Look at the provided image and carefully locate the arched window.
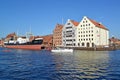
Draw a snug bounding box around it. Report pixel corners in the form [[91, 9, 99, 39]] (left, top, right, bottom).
[[78, 43, 80, 46], [87, 43, 90, 47], [82, 43, 84, 46], [92, 43, 94, 47]]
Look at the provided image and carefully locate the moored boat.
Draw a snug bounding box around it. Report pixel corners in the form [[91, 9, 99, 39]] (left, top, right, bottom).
[[51, 48, 73, 53], [4, 33, 44, 50], [4, 44, 42, 50]]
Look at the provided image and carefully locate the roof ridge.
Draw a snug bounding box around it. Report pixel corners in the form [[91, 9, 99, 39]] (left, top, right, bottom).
[[70, 19, 79, 26], [88, 18, 108, 30]]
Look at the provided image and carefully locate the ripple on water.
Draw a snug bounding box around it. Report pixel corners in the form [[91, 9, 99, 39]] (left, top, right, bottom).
[[0, 49, 120, 79]]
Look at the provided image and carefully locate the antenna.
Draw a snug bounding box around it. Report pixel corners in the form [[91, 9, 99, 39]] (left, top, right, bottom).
[[17, 29, 19, 36], [62, 18, 64, 25], [30, 25, 31, 33], [26, 25, 33, 38]]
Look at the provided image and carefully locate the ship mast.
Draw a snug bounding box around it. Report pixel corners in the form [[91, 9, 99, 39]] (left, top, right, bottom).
[[26, 26, 33, 38]]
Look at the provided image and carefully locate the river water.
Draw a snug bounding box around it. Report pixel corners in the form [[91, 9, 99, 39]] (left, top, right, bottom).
[[0, 48, 120, 80]]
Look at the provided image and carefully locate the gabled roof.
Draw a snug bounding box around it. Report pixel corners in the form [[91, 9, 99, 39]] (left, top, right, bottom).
[[89, 19, 108, 30], [41, 34, 53, 43], [70, 20, 79, 26], [55, 24, 63, 30]]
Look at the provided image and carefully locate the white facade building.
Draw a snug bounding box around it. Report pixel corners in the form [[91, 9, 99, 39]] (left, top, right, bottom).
[[17, 37, 29, 44], [76, 16, 109, 47], [62, 19, 79, 47]]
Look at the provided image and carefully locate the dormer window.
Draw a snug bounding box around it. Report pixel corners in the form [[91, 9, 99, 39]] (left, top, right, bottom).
[[67, 23, 70, 25]]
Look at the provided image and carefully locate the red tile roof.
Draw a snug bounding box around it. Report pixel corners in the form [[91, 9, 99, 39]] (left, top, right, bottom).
[[55, 24, 63, 30], [32, 35, 53, 43], [42, 35, 53, 43], [109, 37, 120, 42], [70, 20, 79, 26], [6, 32, 16, 38], [89, 19, 108, 30]]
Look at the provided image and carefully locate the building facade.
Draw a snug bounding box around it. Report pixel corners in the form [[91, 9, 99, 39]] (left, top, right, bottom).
[[62, 19, 79, 47], [76, 16, 109, 47], [53, 24, 63, 47]]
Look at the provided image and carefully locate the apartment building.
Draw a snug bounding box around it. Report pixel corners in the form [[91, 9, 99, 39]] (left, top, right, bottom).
[[62, 19, 79, 47]]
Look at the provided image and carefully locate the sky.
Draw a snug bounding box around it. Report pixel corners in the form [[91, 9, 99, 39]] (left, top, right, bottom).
[[0, 0, 120, 38]]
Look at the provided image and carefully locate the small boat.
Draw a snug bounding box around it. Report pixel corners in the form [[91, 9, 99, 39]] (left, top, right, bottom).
[[51, 48, 73, 53]]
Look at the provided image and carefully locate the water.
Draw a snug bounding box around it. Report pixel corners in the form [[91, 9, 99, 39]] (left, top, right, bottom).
[[0, 48, 120, 80]]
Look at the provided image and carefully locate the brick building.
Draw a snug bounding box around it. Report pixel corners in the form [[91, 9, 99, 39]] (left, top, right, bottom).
[[53, 24, 63, 47]]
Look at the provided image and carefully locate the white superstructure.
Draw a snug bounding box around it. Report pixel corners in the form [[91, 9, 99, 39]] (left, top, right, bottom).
[[17, 37, 29, 44]]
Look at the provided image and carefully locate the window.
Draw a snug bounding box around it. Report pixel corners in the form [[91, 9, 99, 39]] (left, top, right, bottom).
[[82, 43, 84, 46], [66, 26, 72, 29], [67, 23, 70, 25], [92, 43, 94, 47], [66, 35, 72, 37], [74, 43, 75, 46], [92, 34, 93, 36], [66, 30, 72, 33], [78, 43, 80, 46]]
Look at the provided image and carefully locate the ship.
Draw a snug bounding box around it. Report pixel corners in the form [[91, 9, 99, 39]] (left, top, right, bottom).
[[3, 32, 44, 50]]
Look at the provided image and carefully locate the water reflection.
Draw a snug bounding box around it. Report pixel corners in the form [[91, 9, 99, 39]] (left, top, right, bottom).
[[1, 48, 120, 80], [52, 50, 110, 79]]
